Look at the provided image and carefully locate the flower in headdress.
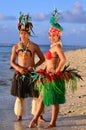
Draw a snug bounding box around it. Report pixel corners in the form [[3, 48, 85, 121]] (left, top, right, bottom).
[[18, 12, 34, 34], [49, 8, 63, 36]]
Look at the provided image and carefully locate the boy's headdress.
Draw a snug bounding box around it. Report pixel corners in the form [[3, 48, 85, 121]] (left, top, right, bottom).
[[18, 12, 33, 34]]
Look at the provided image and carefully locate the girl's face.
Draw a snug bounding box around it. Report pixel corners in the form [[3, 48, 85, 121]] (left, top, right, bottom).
[[19, 31, 29, 41], [48, 32, 60, 43]]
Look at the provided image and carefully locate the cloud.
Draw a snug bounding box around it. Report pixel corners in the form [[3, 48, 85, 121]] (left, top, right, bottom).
[[0, 13, 16, 21], [62, 1, 86, 23], [32, 1, 86, 24], [32, 12, 50, 21], [1, 1, 85, 24]]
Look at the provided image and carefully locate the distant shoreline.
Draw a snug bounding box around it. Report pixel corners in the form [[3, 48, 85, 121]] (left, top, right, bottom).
[[0, 43, 86, 55]]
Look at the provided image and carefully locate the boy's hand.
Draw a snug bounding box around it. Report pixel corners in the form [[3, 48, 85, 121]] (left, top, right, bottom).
[[28, 66, 33, 72], [17, 67, 28, 75]]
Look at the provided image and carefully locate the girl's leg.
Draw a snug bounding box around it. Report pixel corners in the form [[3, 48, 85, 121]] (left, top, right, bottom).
[[28, 96, 44, 128], [44, 104, 59, 128], [31, 97, 45, 122]]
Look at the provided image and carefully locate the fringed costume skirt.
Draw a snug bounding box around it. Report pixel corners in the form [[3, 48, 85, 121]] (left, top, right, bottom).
[[11, 71, 38, 98], [35, 79, 66, 106], [31, 65, 82, 106]]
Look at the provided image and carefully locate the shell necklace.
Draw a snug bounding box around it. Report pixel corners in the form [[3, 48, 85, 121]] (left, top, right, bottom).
[[50, 40, 62, 48], [19, 40, 30, 53], [18, 40, 31, 59]]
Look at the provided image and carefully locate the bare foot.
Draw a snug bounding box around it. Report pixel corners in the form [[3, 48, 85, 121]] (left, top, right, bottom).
[[44, 123, 56, 129], [27, 118, 37, 128], [38, 115, 46, 123], [17, 116, 22, 121]]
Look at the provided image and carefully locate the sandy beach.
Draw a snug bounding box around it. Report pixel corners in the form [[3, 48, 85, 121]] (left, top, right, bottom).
[[0, 48, 86, 130]]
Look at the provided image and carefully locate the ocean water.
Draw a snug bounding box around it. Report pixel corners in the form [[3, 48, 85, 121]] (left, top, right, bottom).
[[0, 43, 86, 130], [0, 43, 86, 123], [39, 44, 86, 53], [0, 43, 86, 87]]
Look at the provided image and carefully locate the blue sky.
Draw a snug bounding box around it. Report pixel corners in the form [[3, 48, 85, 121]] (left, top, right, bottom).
[[0, 0, 86, 46]]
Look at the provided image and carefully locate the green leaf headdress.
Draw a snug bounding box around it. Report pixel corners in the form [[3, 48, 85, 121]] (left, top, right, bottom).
[[49, 9, 63, 36], [18, 12, 34, 34]]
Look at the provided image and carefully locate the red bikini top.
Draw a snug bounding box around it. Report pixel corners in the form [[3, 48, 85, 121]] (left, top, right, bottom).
[[45, 51, 52, 60]]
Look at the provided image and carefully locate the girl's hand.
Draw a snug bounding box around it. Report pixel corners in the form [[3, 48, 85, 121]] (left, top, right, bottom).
[[56, 70, 62, 75]]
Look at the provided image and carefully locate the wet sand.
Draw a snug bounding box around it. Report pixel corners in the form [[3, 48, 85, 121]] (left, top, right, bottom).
[[0, 48, 86, 130]]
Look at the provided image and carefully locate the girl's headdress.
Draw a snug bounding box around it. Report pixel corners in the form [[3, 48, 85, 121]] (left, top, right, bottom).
[[49, 9, 63, 36], [18, 12, 33, 34]]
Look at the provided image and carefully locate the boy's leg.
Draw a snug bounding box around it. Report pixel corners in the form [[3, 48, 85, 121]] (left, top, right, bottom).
[[31, 98, 38, 116], [14, 97, 25, 121]]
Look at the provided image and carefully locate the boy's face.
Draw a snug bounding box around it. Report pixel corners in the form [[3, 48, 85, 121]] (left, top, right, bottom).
[[19, 30, 29, 40]]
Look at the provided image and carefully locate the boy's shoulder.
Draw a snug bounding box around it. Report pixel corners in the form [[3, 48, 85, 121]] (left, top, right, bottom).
[[30, 40, 37, 45], [30, 40, 39, 48], [30, 41, 39, 49]]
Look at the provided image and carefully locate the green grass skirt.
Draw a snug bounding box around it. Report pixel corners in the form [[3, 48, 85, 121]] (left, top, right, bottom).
[[35, 79, 66, 106]]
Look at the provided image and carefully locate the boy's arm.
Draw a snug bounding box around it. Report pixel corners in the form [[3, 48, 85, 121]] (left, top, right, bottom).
[[10, 45, 20, 71]]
